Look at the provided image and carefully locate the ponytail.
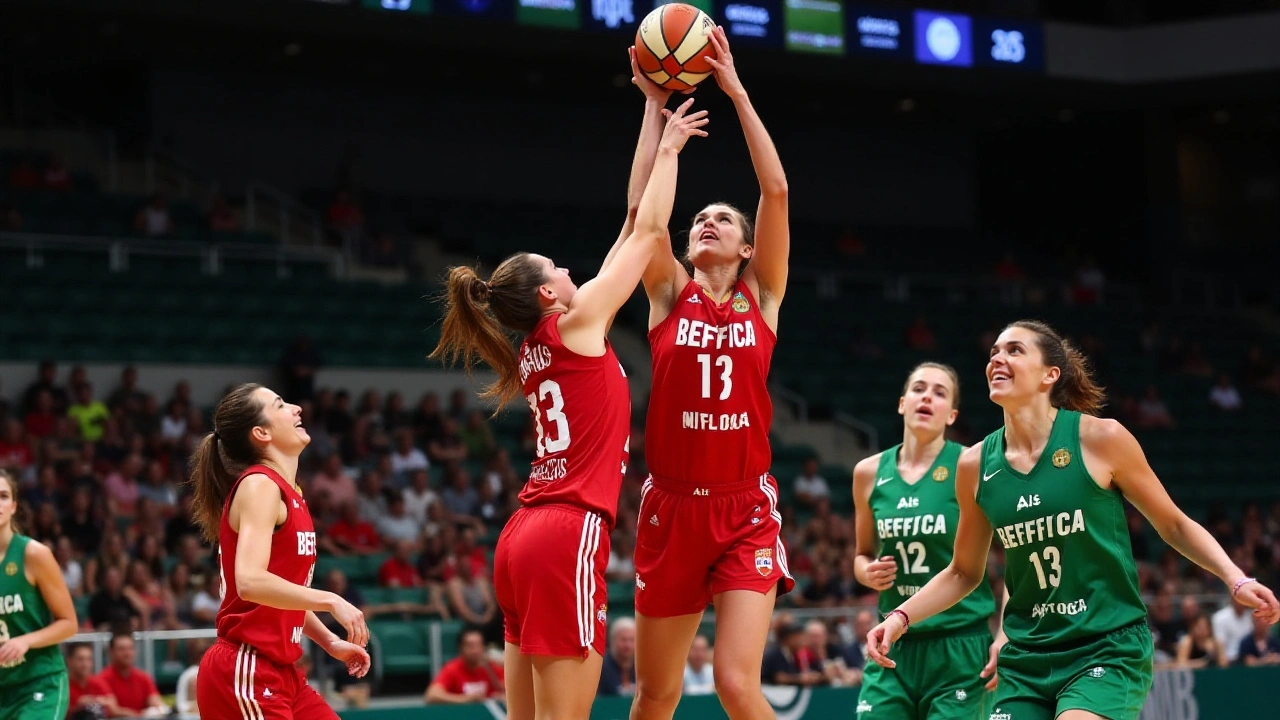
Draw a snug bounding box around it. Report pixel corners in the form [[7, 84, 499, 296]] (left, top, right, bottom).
[[188, 383, 268, 544], [1007, 319, 1106, 415], [430, 256, 547, 408]]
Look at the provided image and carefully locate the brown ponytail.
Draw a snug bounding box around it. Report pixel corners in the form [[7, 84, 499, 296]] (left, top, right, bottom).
[[0, 470, 26, 536], [1007, 320, 1106, 415], [430, 255, 548, 408], [189, 383, 268, 543]]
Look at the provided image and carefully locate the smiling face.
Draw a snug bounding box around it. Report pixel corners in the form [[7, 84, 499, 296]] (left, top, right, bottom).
[[686, 204, 753, 273], [987, 326, 1059, 408], [898, 365, 959, 437], [249, 386, 309, 454]]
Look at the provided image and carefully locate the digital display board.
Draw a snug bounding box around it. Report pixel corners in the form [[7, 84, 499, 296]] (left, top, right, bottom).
[[434, 0, 514, 20], [584, 0, 639, 31], [846, 5, 910, 60], [716, 0, 783, 48], [517, 0, 581, 27], [653, 0, 713, 12], [784, 0, 844, 55], [973, 18, 1043, 71], [913, 9, 972, 67], [361, 0, 431, 12]]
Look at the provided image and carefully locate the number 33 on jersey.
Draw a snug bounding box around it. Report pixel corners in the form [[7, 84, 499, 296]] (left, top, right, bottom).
[[516, 314, 632, 525]]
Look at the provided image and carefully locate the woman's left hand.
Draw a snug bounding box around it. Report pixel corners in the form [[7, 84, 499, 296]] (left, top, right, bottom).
[[704, 26, 745, 98], [0, 637, 31, 666], [1237, 580, 1280, 624], [326, 639, 372, 678]]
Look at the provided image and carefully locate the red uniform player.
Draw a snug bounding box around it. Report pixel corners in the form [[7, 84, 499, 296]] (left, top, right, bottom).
[[619, 26, 794, 720], [430, 99, 705, 720], [190, 384, 370, 720]]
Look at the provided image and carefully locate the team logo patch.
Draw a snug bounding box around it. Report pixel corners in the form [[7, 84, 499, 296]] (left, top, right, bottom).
[[955, 689, 967, 701], [597, 604, 608, 623], [3, 562, 15, 576], [932, 466, 950, 482], [1088, 666, 1106, 678], [1052, 448, 1072, 468], [732, 291, 750, 313], [754, 548, 774, 576]]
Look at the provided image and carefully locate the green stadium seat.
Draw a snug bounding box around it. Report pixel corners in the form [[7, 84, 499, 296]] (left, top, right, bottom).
[[370, 621, 432, 676]]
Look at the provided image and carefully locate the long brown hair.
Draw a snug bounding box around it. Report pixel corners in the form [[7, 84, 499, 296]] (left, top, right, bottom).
[[685, 202, 756, 277], [188, 383, 269, 543], [903, 361, 961, 409], [430, 255, 548, 407], [0, 470, 26, 536], [1007, 319, 1106, 415]]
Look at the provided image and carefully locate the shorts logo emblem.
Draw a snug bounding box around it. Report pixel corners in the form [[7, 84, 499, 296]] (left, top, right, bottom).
[[754, 548, 773, 576], [955, 689, 967, 700], [1088, 666, 1106, 678], [597, 604, 608, 623]]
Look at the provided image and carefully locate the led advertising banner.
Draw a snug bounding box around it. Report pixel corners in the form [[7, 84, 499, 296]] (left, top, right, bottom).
[[846, 5, 911, 60], [360, 0, 431, 12], [716, 0, 784, 48], [913, 9, 972, 67], [784, 0, 845, 55], [517, 0, 582, 28], [973, 17, 1044, 71]]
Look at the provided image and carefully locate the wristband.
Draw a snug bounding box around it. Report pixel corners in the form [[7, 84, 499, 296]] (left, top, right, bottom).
[[887, 608, 910, 633], [1233, 577, 1258, 596]]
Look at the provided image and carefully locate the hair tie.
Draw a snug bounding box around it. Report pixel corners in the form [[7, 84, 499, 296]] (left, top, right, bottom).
[[474, 279, 492, 303], [213, 430, 221, 440]]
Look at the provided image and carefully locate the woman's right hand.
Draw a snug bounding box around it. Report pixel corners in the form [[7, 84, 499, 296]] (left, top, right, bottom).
[[658, 98, 709, 153], [629, 47, 674, 104], [865, 613, 908, 668], [862, 556, 899, 591], [330, 594, 369, 648]]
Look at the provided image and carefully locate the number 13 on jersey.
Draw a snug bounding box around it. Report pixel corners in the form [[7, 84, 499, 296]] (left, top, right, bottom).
[[527, 380, 570, 458], [697, 354, 733, 400]]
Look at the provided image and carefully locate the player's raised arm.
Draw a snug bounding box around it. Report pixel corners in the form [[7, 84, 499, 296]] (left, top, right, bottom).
[[705, 26, 789, 313]]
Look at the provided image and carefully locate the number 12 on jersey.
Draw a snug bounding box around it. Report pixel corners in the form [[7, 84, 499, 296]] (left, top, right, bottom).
[[527, 379, 570, 458], [697, 354, 733, 400]]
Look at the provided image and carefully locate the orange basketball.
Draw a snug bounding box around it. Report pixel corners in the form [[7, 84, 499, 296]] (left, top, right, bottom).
[[634, 4, 718, 92]]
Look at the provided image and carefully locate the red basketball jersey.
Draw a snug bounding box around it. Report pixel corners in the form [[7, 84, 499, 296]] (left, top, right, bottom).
[[646, 279, 776, 484], [517, 313, 631, 527], [215, 464, 317, 666]]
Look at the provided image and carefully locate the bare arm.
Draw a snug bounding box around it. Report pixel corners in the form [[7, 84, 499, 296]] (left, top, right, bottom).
[[852, 454, 897, 591], [602, 59, 669, 275], [232, 476, 338, 612], [0, 541, 77, 666], [304, 610, 340, 650], [426, 682, 483, 704]]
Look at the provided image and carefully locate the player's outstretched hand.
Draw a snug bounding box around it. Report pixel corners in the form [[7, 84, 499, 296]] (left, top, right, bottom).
[[980, 633, 1006, 690], [326, 639, 372, 678], [863, 555, 899, 591], [629, 46, 675, 103], [704, 26, 744, 98], [659, 98, 709, 153], [1237, 580, 1280, 625], [865, 613, 908, 669]]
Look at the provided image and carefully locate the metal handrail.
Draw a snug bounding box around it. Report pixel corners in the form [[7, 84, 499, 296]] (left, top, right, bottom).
[[246, 182, 325, 247], [772, 383, 810, 423], [834, 411, 879, 454]]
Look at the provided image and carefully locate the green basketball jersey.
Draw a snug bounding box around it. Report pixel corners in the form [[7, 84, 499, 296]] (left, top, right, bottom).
[[872, 440, 995, 634], [0, 535, 66, 687], [977, 410, 1146, 647]]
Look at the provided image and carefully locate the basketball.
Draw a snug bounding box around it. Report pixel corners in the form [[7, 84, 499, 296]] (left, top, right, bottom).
[[634, 3, 718, 92]]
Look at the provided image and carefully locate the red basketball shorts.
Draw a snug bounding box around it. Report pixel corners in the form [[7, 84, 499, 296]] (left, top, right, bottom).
[[633, 473, 795, 617], [197, 639, 335, 720], [494, 504, 610, 658]]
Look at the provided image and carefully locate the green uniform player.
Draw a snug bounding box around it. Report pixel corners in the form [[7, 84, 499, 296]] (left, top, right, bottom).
[[854, 363, 997, 720], [0, 472, 76, 720], [866, 321, 1280, 720]]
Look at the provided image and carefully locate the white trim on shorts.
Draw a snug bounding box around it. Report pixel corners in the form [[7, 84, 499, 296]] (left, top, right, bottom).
[[575, 511, 603, 649], [235, 643, 266, 720], [758, 474, 792, 581]]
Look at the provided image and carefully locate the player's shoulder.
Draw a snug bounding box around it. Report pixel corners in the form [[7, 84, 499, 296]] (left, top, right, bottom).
[[956, 443, 984, 474], [1078, 413, 1127, 443], [853, 451, 886, 487]]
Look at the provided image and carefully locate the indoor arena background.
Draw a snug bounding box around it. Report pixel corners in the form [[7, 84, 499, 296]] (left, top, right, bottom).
[[1, 0, 1278, 718]]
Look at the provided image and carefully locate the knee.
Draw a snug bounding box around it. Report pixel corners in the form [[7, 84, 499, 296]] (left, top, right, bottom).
[[713, 666, 760, 706], [634, 678, 684, 711]]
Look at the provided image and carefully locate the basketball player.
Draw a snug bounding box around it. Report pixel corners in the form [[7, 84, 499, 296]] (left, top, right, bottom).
[[191, 383, 370, 720], [615, 27, 792, 720], [0, 470, 77, 720], [852, 364, 997, 720], [431, 98, 706, 720], [867, 321, 1280, 720]]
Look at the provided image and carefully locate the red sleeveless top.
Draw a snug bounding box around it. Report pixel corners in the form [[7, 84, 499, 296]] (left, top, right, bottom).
[[215, 464, 317, 665]]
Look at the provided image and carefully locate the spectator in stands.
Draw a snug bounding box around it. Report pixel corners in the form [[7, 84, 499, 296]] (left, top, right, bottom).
[[1071, 255, 1105, 305], [904, 314, 937, 351], [1213, 596, 1254, 664], [103, 454, 142, 517], [1136, 385, 1176, 429], [847, 326, 884, 361], [447, 389, 469, 423], [1179, 341, 1215, 377], [683, 635, 715, 696], [322, 500, 383, 556], [96, 633, 168, 716], [159, 399, 188, 447], [24, 389, 58, 440], [133, 193, 174, 238], [55, 536, 84, 597], [61, 488, 102, 555], [1239, 344, 1280, 397], [311, 454, 358, 509], [1238, 614, 1280, 666], [22, 360, 67, 416], [389, 428, 429, 486], [441, 465, 480, 519], [459, 410, 496, 461], [67, 382, 109, 442], [191, 570, 221, 627], [122, 559, 169, 631], [166, 562, 196, 627], [7, 158, 40, 189], [325, 190, 365, 247], [598, 617, 637, 696], [1146, 591, 1181, 661], [42, 154, 73, 191], [761, 621, 822, 687], [1209, 373, 1243, 412], [85, 532, 130, 596], [424, 628, 505, 704], [482, 448, 517, 494], [475, 480, 507, 529], [413, 392, 445, 445], [382, 391, 410, 433], [793, 457, 829, 509], [403, 469, 437, 525], [0, 200, 21, 231], [1173, 615, 1224, 669], [315, 570, 375, 709], [796, 564, 843, 608], [328, 389, 356, 441], [66, 643, 121, 720], [356, 469, 389, 523], [378, 495, 423, 549], [802, 620, 861, 686], [446, 556, 501, 645], [280, 335, 322, 404], [379, 539, 424, 588], [29, 502, 60, 546], [428, 418, 467, 466], [607, 530, 636, 582], [207, 192, 241, 232], [0, 420, 33, 472]]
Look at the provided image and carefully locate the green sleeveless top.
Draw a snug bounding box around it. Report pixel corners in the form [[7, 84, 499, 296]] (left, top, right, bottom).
[[977, 410, 1146, 646], [0, 535, 67, 687], [872, 440, 995, 634]]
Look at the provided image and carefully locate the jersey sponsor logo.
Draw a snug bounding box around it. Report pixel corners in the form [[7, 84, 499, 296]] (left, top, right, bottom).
[[682, 411, 751, 431], [518, 343, 554, 384], [731, 291, 750, 313], [673, 318, 758, 349], [990, 710, 1013, 720], [1052, 448, 1072, 468], [1016, 494, 1041, 511], [3, 562, 15, 576], [994, 509, 1085, 549], [876, 514, 946, 539], [856, 699, 874, 713], [1030, 598, 1088, 618], [1088, 666, 1106, 678], [297, 531, 317, 557], [896, 497, 919, 509], [983, 468, 1001, 482], [529, 457, 569, 482], [693, 488, 709, 496], [876, 476, 894, 486], [0, 594, 25, 614], [932, 466, 950, 482], [755, 548, 774, 576], [291, 626, 304, 644], [895, 585, 923, 597]]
